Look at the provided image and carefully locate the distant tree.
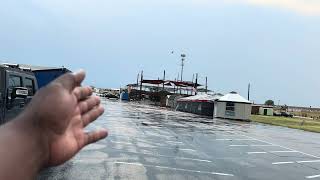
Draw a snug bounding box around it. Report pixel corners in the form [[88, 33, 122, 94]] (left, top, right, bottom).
[[265, 100, 275, 106]]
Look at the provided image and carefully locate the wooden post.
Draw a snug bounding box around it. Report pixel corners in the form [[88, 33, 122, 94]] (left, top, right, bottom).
[[177, 73, 181, 95], [195, 73, 198, 95], [140, 71, 143, 100], [163, 70, 166, 91], [248, 83, 251, 101], [137, 73, 139, 88], [192, 74, 194, 96], [174, 78, 176, 93], [205, 76, 208, 94], [157, 77, 160, 92]]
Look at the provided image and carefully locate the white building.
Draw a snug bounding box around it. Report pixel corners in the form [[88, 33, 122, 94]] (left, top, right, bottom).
[[259, 106, 274, 116], [214, 92, 252, 121]]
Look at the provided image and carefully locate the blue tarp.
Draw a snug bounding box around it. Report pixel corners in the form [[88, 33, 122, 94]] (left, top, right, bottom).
[[120, 92, 129, 101]]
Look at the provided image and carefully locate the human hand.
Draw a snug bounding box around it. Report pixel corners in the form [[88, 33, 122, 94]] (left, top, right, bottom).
[[23, 70, 108, 167]]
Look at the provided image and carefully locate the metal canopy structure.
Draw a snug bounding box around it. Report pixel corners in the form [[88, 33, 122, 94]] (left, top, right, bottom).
[[141, 79, 202, 87]]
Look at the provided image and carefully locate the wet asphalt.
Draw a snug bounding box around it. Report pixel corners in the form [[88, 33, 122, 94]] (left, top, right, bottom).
[[38, 99, 320, 180]]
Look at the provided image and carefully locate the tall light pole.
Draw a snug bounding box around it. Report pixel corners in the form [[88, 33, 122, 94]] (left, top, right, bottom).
[[180, 54, 186, 82]]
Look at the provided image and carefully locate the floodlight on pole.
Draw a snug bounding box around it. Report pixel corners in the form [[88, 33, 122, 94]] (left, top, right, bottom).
[[180, 54, 186, 82], [180, 54, 186, 95]]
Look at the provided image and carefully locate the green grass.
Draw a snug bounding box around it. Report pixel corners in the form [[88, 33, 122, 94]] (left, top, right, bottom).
[[291, 111, 320, 120], [250, 115, 320, 133]]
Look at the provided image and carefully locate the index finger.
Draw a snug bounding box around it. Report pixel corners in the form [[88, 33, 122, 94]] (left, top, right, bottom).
[[73, 70, 86, 86], [54, 70, 86, 92]]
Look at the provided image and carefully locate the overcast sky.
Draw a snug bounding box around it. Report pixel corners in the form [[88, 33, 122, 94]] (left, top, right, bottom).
[[0, 0, 319, 107]]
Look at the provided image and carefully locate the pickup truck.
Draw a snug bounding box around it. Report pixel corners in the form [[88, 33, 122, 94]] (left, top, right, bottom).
[[0, 63, 38, 125]]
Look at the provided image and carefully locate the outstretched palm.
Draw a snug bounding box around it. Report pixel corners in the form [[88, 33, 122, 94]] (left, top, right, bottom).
[[25, 71, 108, 166]]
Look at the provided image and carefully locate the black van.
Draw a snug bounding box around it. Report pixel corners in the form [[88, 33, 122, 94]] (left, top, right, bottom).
[[0, 63, 38, 125]]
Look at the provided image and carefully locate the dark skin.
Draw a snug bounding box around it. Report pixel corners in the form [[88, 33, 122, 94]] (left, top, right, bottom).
[[0, 70, 108, 179]]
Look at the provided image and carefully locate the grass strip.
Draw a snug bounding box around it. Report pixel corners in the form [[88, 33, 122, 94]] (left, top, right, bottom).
[[250, 115, 320, 133]]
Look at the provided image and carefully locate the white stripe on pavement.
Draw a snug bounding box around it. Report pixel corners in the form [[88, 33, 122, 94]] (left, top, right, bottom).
[[239, 134, 320, 159], [110, 147, 212, 163], [110, 140, 132, 145], [306, 175, 320, 179], [272, 162, 295, 165], [247, 152, 268, 154], [250, 145, 276, 147], [216, 139, 254, 141], [248, 151, 298, 155], [166, 141, 184, 144], [114, 162, 234, 177], [230, 144, 275, 147], [216, 139, 233, 141], [272, 160, 320, 165], [269, 151, 298, 153], [297, 160, 320, 163]]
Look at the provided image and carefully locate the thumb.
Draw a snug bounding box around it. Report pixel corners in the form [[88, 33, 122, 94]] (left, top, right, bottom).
[[54, 70, 86, 92]]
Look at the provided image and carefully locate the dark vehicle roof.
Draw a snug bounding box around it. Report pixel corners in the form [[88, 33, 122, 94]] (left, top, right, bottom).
[[0, 64, 35, 76], [19, 64, 70, 72]]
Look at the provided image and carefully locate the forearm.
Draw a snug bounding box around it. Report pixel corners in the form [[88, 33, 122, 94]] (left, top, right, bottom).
[[0, 114, 48, 179]]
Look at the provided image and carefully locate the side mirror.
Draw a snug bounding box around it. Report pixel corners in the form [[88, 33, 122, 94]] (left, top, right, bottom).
[[11, 87, 28, 99]]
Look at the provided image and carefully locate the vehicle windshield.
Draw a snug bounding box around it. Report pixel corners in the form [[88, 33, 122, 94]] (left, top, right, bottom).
[[1, 1, 320, 180]]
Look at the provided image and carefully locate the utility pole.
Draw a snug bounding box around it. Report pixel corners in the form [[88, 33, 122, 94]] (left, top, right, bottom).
[[136, 73, 140, 88], [195, 73, 198, 95], [177, 73, 180, 95], [248, 83, 251, 101], [180, 54, 186, 95], [163, 70, 166, 91], [174, 78, 176, 93], [191, 74, 195, 95], [205, 76, 208, 94], [140, 70, 143, 100]]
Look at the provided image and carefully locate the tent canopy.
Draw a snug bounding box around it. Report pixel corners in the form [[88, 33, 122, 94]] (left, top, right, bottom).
[[141, 79, 201, 87], [218, 91, 251, 104]]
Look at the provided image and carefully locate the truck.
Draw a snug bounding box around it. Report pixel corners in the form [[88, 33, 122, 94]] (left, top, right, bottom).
[[18, 64, 70, 89], [0, 63, 38, 124]]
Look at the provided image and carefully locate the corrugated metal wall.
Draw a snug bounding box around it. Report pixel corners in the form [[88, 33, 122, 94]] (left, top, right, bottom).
[[176, 101, 214, 116]]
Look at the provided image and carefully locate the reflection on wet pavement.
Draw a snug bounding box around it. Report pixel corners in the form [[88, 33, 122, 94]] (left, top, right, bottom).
[[38, 100, 320, 180]]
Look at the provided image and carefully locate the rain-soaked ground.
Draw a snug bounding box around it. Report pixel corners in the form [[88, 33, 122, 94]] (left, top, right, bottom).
[[38, 99, 320, 180]]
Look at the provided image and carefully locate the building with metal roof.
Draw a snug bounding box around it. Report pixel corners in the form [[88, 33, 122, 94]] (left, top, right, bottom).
[[176, 93, 224, 117], [214, 92, 252, 121], [217, 91, 251, 104], [177, 93, 223, 103]]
